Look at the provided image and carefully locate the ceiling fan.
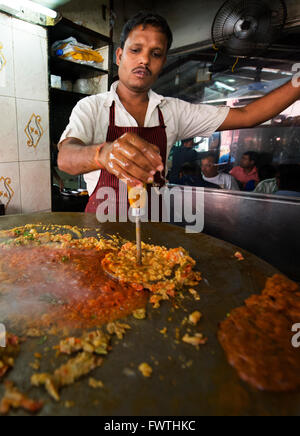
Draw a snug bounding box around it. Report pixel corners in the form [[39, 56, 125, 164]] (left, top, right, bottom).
[[210, 0, 287, 72]]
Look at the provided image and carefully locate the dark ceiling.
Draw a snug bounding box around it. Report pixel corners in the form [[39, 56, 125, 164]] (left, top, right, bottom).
[[153, 27, 300, 103]]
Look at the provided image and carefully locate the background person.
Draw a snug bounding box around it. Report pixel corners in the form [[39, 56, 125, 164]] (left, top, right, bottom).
[[276, 164, 300, 197], [254, 165, 278, 194], [230, 151, 259, 189], [168, 138, 198, 184], [201, 154, 240, 191], [178, 162, 220, 189]]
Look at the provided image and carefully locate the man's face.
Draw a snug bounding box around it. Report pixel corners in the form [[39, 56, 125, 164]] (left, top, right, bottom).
[[241, 155, 253, 169], [183, 140, 194, 148], [116, 24, 168, 93], [201, 158, 218, 178]]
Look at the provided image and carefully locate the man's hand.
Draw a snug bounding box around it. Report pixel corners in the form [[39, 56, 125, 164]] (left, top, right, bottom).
[[98, 132, 164, 186], [57, 134, 164, 186]]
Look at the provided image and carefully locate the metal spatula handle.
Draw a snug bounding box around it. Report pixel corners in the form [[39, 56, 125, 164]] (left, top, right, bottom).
[[128, 185, 147, 265]]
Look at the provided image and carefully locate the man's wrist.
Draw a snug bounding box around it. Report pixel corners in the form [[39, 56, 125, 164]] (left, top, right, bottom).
[[94, 143, 107, 170]]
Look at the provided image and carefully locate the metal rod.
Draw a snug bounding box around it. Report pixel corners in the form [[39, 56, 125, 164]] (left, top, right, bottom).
[[136, 216, 142, 265]]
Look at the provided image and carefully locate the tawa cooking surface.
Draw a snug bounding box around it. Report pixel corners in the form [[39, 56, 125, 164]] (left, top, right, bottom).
[[0, 212, 299, 416]]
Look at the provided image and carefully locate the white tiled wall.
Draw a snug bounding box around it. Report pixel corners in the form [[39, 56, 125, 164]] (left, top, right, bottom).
[[0, 13, 51, 215], [0, 162, 21, 215], [0, 96, 18, 163], [20, 160, 51, 213], [17, 99, 50, 162], [0, 14, 14, 98], [13, 19, 48, 101]]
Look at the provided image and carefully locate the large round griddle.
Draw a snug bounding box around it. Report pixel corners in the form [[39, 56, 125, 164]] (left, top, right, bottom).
[[0, 212, 299, 416]]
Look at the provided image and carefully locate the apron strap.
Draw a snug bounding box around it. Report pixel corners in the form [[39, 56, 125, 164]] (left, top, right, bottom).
[[157, 106, 166, 128], [109, 101, 116, 127]]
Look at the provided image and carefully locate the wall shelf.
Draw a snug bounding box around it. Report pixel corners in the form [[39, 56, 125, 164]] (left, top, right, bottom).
[[50, 57, 108, 81], [50, 87, 90, 98], [49, 17, 111, 48], [48, 17, 113, 212]]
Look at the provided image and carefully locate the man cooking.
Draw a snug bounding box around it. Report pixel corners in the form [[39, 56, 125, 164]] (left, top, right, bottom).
[[57, 11, 300, 216]]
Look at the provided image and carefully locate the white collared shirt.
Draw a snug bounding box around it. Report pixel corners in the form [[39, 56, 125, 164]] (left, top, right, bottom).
[[59, 81, 230, 195], [202, 173, 240, 191]]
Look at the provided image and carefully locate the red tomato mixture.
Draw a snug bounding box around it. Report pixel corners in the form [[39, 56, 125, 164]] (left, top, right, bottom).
[[0, 246, 148, 332]]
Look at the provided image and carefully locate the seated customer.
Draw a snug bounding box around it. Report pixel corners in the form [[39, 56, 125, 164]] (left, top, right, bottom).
[[168, 138, 198, 184], [201, 154, 240, 190], [230, 151, 259, 189], [178, 162, 220, 189], [276, 164, 300, 198], [254, 165, 278, 194]]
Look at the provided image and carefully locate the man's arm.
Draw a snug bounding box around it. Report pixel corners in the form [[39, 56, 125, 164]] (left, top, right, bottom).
[[57, 138, 101, 176], [218, 79, 300, 131]]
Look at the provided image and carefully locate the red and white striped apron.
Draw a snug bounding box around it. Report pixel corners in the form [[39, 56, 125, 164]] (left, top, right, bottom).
[[85, 101, 167, 218]]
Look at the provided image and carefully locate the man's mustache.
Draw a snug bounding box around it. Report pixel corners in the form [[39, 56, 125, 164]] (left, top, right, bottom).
[[132, 66, 152, 76]]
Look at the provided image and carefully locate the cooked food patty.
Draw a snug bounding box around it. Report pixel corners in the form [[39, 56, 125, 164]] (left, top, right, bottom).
[[102, 242, 202, 297], [218, 275, 300, 392], [0, 334, 20, 379]]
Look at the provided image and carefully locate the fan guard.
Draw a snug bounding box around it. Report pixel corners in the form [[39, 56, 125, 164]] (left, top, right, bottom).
[[212, 0, 287, 57]]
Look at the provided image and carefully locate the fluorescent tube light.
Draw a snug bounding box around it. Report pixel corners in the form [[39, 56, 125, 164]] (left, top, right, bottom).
[[215, 81, 236, 92], [0, 0, 57, 18]]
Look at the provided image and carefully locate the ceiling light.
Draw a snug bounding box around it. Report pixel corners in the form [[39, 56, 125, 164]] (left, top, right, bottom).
[[214, 81, 236, 92], [0, 0, 58, 18]]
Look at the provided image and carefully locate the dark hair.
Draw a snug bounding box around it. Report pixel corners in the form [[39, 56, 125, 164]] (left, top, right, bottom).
[[120, 11, 173, 51], [244, 151, 259, 165], [278, 164, 300, 192], [258, 165, 277, 182], [180, 162, 199, 175], [202, 153, 218, 163], [182, 137, 194, 144]]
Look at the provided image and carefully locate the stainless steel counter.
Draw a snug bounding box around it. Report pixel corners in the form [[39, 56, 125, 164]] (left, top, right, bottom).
[[169, 187, 300, 282]]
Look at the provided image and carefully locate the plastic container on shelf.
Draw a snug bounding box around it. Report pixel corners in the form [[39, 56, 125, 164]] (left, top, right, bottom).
[[52, 37, 104, 68], [61, 80, 73, 92], [50, 75, 62, 89], [73, 78, 93, 94]]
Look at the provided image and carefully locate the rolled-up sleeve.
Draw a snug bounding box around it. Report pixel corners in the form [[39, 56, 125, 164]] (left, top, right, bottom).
[[59, 97, 96, 147], [175, 99, 230, 140]]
